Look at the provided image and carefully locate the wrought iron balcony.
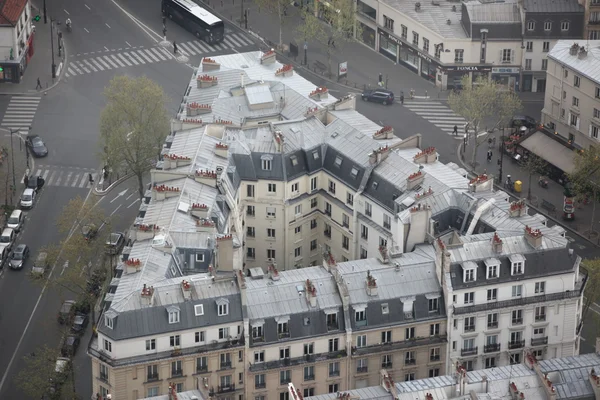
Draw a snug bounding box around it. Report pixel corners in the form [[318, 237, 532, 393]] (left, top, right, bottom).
[[461, 346, 478, 357], [304, 374, 315, 381], [430, 355, 441, 362], [324, 229, 332, 238], [535, 314, 547, 322], [219, 361, 232, 370], [146, 373, 159, 382], [352, 335, 447, 357], [381, 362, 393, 368], [484, 343, 501, 353], [512, 318, 523, 325], [255, 382, 266, 389], [171, 369, 183, 378], [487, 321, 499, 329], [464, 325, 476, 332], [329, 370, 340, 377], [405, 359, 416, 366], [356, 366, 368, 373], [196, 365, 208, 374], [508, 340, 525, 350], [280, 377, 292, 385], [249, 349, 347, 372], [218, 384, 235, 393], [278, 331, 291, 339], [531, 336, 548, 346], [99, 373, 109, 383]]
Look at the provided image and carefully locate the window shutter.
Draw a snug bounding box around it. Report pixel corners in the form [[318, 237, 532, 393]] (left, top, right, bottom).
[[510, 50, 515, 64], [568, 112, 572, 124], [576, 117, 580, 130], [499, 49, 503, 63], [589, 124, 593, 136]]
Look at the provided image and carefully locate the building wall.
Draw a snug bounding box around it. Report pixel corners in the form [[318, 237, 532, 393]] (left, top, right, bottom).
[[0, 2, 32, 61]]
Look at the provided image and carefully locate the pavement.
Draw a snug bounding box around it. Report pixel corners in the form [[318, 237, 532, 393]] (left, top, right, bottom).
[[0, 132, 32, 220]]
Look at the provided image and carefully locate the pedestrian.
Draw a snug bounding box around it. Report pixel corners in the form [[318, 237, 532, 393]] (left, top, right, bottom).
[[487, 150, 493, 162], [24, 175, 28, 186], [163, 27, 167, 38], [88, 173, 94, 184], [173, 40, 178, 54], [453, 125, 458, 135], [36, 77, 42, 90]]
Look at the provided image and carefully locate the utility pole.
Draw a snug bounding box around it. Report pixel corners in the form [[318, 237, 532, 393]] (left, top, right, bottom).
[[50, 19, 56, 78], [9, 129, 17, 196]]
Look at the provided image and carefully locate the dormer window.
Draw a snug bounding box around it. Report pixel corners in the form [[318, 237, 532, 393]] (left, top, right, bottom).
[[105, 316, 114, 329], [194, 304, 204, 316], [290, 155, 298, 166], [355, 310, 366, 322], [351, 167, 359, 178], [484, 258, 500, 279], [261, 155, 273, 171], [334, 156, 343, 167], [381, 303, 389, 314], [403, 297, 415, 319], [313, 151, 319, 160], [426, 295, 439, 312], [167, 305, 181, 324], [217, 298, 230, 316], [462, 261, 477, 283], [509, 254, 526, 275], [513, 262, 523, 274], [195, 253, 204, 262]]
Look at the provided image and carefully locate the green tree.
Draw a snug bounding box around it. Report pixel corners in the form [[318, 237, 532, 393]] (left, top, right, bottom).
[[254, 0, 291, 48], [568, 145, 600, 237], [582, 258, 600, 321], [100, 75, 170, 198], [296, 0, 360, 78], [448, 75, 522, 166], [521, 154, 548, 201]]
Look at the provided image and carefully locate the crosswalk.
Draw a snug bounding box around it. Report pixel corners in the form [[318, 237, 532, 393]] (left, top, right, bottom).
[[64, 33, 256, 78], [25, 165, 98, 188], [403, 101, 467, 135], [1, 96, 41, 132]]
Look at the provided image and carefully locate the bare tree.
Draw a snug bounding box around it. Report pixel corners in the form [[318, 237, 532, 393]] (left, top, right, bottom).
[[254, 0, 291, 48], [568, 145, 600, 237], [521, 154, 548, 201], [100, 75, 170, 198], [448, 75, 522, 166]]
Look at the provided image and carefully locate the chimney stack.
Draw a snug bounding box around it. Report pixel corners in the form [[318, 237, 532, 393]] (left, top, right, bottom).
[[366, 270, 378, 296], [524, 225, 543, 248], [141, 284, 155, 307], [492, 232, 503, 253]]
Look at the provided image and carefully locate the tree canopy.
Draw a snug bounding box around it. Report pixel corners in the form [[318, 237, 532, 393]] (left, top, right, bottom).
[[568, 145, 600, 236]]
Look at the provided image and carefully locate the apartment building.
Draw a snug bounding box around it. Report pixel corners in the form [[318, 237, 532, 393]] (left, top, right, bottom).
[[0, 0, 35, 83], [582, 0, 600, 39], [542, 40, 600, 148], [521, 0, 584, 92]]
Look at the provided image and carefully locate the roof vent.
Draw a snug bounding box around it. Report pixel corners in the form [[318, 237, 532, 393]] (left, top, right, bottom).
[[447, 19, 452, 24], [569, 42, 579, 55], [415, 2, 421, 10]]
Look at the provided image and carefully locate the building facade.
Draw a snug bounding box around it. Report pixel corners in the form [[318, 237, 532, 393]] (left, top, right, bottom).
[[541, 40, 600, 148], [582, 0, 600, 40], [0, 0, 35, 83]]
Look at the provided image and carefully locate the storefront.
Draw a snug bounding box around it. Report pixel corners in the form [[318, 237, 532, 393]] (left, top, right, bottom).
[[443, 66, 492, 90], [418, 53, 438, 82], [491, 67, 520, 91], [377, 28, 400, 62], [358, 22, 376, 49], [399, 46, 418, 72]]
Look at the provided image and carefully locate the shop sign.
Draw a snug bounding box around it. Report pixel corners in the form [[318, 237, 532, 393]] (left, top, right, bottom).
[[377, 28, 402, 46], [418, 52, 433, 64], [492, 67, 520, 74], [338, 61, 348, 78], [444, 65, 492, 72]]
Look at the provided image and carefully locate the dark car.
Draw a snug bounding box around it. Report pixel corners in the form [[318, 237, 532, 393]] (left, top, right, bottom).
[[9, 244, 29, 269], [105, 232, 125, 255], [26, 135, 48, 157], [361, 89, 395, 105], [511, 115, 537, 129], [82, 224, 98, 241], [60, 335, 80, 357], [71, 313, 89, 334], [58, 300, 76, 324], [25, 175, 45, 192]]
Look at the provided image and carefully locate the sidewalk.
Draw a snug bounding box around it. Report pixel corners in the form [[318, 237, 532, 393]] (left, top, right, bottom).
[[461, 134, 600, 245], [0, 134, 30, 223], [0, 3, 66, 95]]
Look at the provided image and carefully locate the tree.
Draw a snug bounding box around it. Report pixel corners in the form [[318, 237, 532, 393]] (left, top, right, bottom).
[[100, 75, 170, 198], [296, 0, 361, 78], [254, 0, 291, 48], [522, 154, 548, 201], [448, 75, 522, 166], [568, 145, 600, 237], [582, 258, 600, 321]]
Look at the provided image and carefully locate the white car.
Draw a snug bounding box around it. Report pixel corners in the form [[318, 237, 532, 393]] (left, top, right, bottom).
[[20, 188, 35, 209]]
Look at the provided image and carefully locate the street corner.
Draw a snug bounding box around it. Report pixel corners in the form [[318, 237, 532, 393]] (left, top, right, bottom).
[[93, 170, 136, 197]]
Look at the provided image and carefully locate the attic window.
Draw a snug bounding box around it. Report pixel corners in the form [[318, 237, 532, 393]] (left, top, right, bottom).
[[512, 262, 524, 275], [195, 304, 204, 316], [291, 155, 298, 166], [168, 309, 180, 324], [216, 298, 230, 316], [381, 303, 389, 314], [313, 151, 319, 160], [261, 154, 273, 171], [351, 167, 359, 178], [105, 315, 114, 329], [195, 253, 204, 262], [303, 317, 311, 325], [334, 156, 343, 167]]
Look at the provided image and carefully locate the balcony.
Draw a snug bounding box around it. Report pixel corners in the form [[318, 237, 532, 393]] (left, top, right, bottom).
[[252, 335, 264, 344], [405, 359, 416, 366], [171, 369, 183, 378], [196, 366, 208, 374], [304, 374, 315, 381], [146, 373, 159, 383], [255, 382, 266, 389], [487, 321, 499, 329], [327, 322, 339, 331], [353, 335, 447, 357], [217, 384, 236, 393], [278, 331, 291, 339], [512, 318, 523, 325], [535, 314, 547, 322], [430, 355, 441, 362], [383, 222, 391, 230], [324, 230, 332, 238], [484, 343, 501, 353], [356, 319, 367, 327], [589, 20, 600, 24], [356, 366, 368, 373], [280, 378, 292, 385], [219, 361, 232, 370], [329, 370, 340, 377], [249, 349, 347, 372], [508, 340, 525, 350], [461, 346, 478, 357], [531, 336, 549, 346], [453, 272, 587, 316], [464, 325, 476, 333], [381, 362, 393, 368], [99, 373, 109, 383]]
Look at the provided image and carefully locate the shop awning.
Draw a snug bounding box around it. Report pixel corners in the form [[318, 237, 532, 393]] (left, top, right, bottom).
[[519, 132, 576, 174]]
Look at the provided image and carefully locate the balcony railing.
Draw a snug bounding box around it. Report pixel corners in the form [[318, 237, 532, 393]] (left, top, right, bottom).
[[353, 335, 447, 357], [278, 332, 291, 339], [430, 355, 441, 362], [196, 366, 208, 374], [171, 369, 183, 378], [356, 366, 368, 373], [461, 346, 478, 357], [484, 343, 501, 353], [531, 336, 549, 346], [464, 325, 476, 332], [453, 273, 587, 315], [146, 373, 159, 382], [99, 373, 109, 383], [249, 349, 347, 372], [255, 382, 266, 389], [381, 362, 393, 368], [487, 321, 498, 329], [324, 230, 332, 238], [405, 359, 416, 366], [217, 384, 235, 393], [252, 336, 264, 343], [508, 340, 525, 350], [329, 370, 340, 377], [512, 318, 523, 325], [535, 314, 546, 322], [304, 374, 315, 381], [280, 378, 292, 385], [327, 323, 339, 331], [219, 361, 232, 370]]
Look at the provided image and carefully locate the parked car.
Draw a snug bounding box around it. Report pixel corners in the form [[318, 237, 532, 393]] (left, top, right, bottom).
[[48, 357, 71, 397], [71, 313, 89, 334], [0, 227, 15, 254], [60, 335, 80, 357], [105, 232, 125, 255], [511, 115, 537, 129], [6, 209, 24, 232], [20, 188, 36, 209], [9, 244, 29, 269], [361, 89, 395, 105], [31, 251, 49, 276], [25, 175, 45, 193], [82, 224, 98, 241], [26, 135, 48, 157], [58, 300, 76, 324], [0, 246, 8, 269]]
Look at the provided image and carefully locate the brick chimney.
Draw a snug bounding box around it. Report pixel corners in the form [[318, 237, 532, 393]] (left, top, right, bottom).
[[524, 225, 543, 249], [366, 270, 378, 296], [191, 203, 210, 219], [140, 284, 155, 307], [186, 102, 212, 117], [268, 261, 280, 281], [273, 130, 284, 153], [194, 169, 218, 188], [260, 49, 276, 64], [331, 93, 356, 111], [469, 174, 493, 192], [378, 245, 389, 264], [509, 199, 527, 218], [181, 280, 192, 300], [196, 218, 216, 233], [197, 74, 218, 89], [216, 234, 234, 271], [323, 251, 336, 270], [492, 232, 503, 253], [373, 126, 394, 140], [133, 224, 159, 241], [413, 146, 437, 164], [369, 145, 391, 165], [162, 154, 192, 170], [125, 257, 142, 274], [406, 170, 425, 190], [589, 369, 600, 400], [305, 279, 317, 307], [152, 184, 181, 201], [202, 57, 220, 71], [215, 142, 229, 158]]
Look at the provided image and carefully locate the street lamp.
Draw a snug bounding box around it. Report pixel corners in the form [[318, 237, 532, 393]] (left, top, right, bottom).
[[497, 130, 505, 185], [50, 18, 56, 78], [304, 42, 308, 66]]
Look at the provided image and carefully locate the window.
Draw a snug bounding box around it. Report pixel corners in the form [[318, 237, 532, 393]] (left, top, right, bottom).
[[247, 205, 255, 216], [334, 156, 343, 167], [291, 182, 299, 192], [564, 69, 569, 78], [355, 310, 366, 322], [350, 167, 359, 178], [405, 372, 415, 381], [510, 353, 521, 365], [534, 327, 545, 336], [280, 370, 291, 384], [194, 331, 205, 343], [146, 339, 156, 351], [105, 315, 114, 329], [465, 316, 476, 332], [171, 360, 183, 376], [267, 228, 276, 238], [454, 49, 464, 63], [267, 249, 276, 259], [310, 177, 317, 191], [428, 297, 439, 312], [383, 214, 391, 229], [525, 59, 532, 70], [218, 303, 229, 316], [592, 125, 600, 139], [170, 335, 180, 347], [574, 75, 581, 87], [266, 207, 276, 218], [381, 303, 389, 314], [346, 192, 354, 205], [541, 59, 548, 70], [543, 41, 550, 52], [464, 292, 474, 304], [430, 323, 440, 336], [304, 366, 315, 380], [255, 373, 266, 389], [561, 21, 570, 31], [329, 384, 339, 393], [247, 184, 255, 197], [280, 393, 290, 400], [512, 285, 522, 297], [382, 354, 392, 367], [544, 21, 552, 31], [512, 262, 523, 275], [535, 306, 547, 321], [304, 342, 314, 355], [429, 368, 440, 377], [219, 327, 230, 339], [342, 213, 350, 228], [464, 269, 475, 282], [526, 41, 533, 51], [485, 357, 496, 368], [501, 49, 512, 63], [279, 346, 290, 359], [196, 356, 208, 373], [329, 362, 340, 377], [268, 183, 277, 193], [246, 226, 255, 238], [147, 365, 159, 381], [527, 20, 535, 30], [220, 353, 231, 369], [423, 37, 429, 52], [325, 202, 332, 216], [294, 247, 302, 258], [147, 387, 159, 397], [310, 239, 317, 251], [193, 304, 204, 316], [310, 198, 318, 209], [412, 31, 419, 46], [342, 235, 349, 250], [381, 330, 392, 343], [570, 113, 580, 128], [361, 225, 368, 240], [169, 310, 180, 324], [384, 15, 394, 31], [405, 327, 415, 339], [535, 281, 545, 294], [401, 24, 407, 39], [573, 97, 579, 107], [357, 334, 367, 347], [512, 309, 523, 325], [405, 351, 415, 365], [487, 313, 498, 328], [487, 288, 497, 301], [487, 264, 498, 279], [329, 338, 339, 352], [463, 338, 475, 351], [252, 325, 264, 341], [596, 87, 600, 99], [328, 180, 336, 194], [262, 158, 272, 170], [246, 247, 255, 258]]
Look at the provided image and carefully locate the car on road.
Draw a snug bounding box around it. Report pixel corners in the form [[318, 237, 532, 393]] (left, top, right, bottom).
[[105, 232, 125, 255], [511, 115, 537, 129], [361, 89, 395, 105], [82, 224, 98, 241], [26, 134, 48, 157], [19, 188, 36, 209], [9, 244, 29, 269], [60, 335, 80, 357], [0, 246, 8, 269], [71, 313, 89, 334], [58, 300, 76, 324], [0, 227, 16, 254], [25, 175, 45, 193], [6, 209, 24, 232], [31, 251, 49, 276]]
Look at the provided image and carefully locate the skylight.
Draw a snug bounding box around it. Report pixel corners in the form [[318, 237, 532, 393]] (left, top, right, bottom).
[[334, 156, 343, 167]]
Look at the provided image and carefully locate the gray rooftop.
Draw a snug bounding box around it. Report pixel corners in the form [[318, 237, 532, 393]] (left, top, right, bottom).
[[380, 0, 467, 38], [464, 0, 521, 23], [138, 389, 206, 400], [524, 0, 583, 13], [548, 41, 600, 85]]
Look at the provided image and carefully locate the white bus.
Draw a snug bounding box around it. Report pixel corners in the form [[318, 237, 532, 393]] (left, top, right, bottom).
[[162, 0, 225, 44]]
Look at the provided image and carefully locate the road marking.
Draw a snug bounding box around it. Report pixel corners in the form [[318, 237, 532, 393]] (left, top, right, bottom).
[[96, 56, 112, 69], [128, 198, 140, 208], [84, 28, 90, 33], [116, 53, 133, 66], [109, 54, 126, 67], [105, 23, 111, 29], [125, 41, 132, 47], [104, 46, 109, 51], [126, 192, 134, 200], [85, 4, 90, 9], [110, 204, 122, 216], [64, 9, 70, 15]]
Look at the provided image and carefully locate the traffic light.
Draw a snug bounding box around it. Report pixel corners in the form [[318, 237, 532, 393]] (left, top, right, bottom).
[[33, 14, 40, 21]]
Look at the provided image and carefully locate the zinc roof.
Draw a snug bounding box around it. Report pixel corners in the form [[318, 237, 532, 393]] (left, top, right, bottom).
[[464, 0, 521, 23], [548, 41, 600, 85]]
